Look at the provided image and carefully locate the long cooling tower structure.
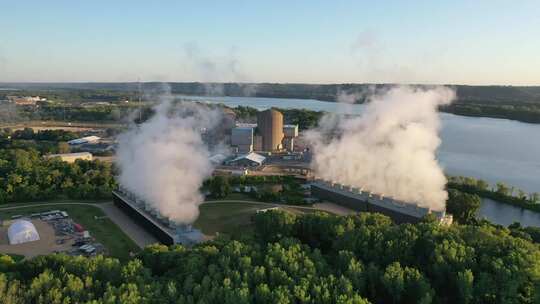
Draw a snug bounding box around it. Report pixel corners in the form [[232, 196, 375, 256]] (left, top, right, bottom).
[[112, 187, 203, 246], [311, 179, 452, 224]]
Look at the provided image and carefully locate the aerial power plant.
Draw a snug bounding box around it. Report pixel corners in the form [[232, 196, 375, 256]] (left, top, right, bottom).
[[230, 108, 299, 154]]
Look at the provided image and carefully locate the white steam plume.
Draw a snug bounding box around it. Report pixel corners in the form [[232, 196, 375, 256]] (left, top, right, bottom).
[[116, 92, 222, 224], [307, 86, 455, 211]]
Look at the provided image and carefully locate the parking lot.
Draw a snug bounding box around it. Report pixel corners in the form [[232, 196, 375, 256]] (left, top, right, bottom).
[[0, 210, 105, 259]]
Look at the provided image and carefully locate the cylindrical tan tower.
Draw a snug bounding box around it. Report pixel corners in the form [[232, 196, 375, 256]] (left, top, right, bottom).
[[257, 109, 284, 151]]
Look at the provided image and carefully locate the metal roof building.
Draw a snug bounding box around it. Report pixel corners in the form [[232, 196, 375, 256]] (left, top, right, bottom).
[[227, 152, 266, 167], [68, 136, 101, 145]]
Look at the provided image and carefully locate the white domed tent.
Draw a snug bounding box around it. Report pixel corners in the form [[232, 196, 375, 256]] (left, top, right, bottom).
[[7, 220, 40, 245]]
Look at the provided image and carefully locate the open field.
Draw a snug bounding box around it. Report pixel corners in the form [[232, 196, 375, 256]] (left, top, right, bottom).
[[194, 201, 323, 238], [0, 204, 139, 260]]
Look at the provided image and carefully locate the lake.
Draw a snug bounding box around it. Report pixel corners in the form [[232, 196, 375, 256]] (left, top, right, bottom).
[[180, 95, 540, 226]]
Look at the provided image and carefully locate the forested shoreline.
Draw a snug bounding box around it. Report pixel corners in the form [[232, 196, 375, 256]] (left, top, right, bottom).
[[0, 210, 539, 303], [447, 176, 540, 212], [3, 83, 540, 124]]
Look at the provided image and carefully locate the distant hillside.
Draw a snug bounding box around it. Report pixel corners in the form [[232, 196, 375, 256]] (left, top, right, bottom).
[[2, 82, 540, 105]]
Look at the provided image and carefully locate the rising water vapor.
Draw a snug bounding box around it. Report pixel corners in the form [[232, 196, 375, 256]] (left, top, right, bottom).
[[307, 86, 455, 210], [116, 91, 222, 224]]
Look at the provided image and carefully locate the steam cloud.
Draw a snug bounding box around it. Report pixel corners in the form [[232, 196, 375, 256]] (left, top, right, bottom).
[[116, 92, 222, 224], [307, 86, 455, 211]]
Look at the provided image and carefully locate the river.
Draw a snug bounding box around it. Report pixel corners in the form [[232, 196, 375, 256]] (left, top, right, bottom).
[[179, 95, 540, 226]]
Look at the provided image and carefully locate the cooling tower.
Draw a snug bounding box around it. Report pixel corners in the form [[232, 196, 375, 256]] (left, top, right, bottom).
[[257, 109, 284, 151]]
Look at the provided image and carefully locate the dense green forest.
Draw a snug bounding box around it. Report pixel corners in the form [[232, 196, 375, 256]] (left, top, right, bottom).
[[0, 147, 116, 204], [0, 211, 539, 303]]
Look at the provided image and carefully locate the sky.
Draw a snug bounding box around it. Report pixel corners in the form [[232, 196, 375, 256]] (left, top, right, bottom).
[[0, 0, 539, 85]]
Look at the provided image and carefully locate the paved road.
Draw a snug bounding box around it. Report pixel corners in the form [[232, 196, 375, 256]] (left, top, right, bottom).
[[0, 200, 356, 248], [98, 202, 158, 248]]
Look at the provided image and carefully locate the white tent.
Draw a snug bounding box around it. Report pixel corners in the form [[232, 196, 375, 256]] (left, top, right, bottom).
[[7, 220, 40, 245]]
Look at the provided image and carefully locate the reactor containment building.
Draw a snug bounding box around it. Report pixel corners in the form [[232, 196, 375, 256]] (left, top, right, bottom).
[[311, 179, 453, 224]]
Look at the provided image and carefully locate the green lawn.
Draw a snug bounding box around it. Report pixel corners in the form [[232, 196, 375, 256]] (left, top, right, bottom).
[[0, 204, 139, 261], [194, 203, 262, 237], [194, 202, 316, 238]]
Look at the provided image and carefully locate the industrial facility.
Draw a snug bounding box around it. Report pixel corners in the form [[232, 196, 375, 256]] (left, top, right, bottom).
[[112, 188, 204, 246], [257, 109, 284, 151], [231, 127, 254, 153], [226, 152, 266, 167], [310, 179, 453, 224], [230, 109, 299, 154]]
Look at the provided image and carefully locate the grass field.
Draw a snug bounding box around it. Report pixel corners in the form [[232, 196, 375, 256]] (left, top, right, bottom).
[[194, 203, 262, 237], [0, 204, 139, 261], [194, 202, 316, 238]]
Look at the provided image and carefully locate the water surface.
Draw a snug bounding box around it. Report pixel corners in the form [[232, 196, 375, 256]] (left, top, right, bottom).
[[180, 95, 540, 193]]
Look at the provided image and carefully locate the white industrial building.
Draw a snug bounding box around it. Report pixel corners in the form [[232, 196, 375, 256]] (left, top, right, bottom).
[[68, 136, 101, 145], [7, 220, 40, 245], [227, 152, 266, 167], [209, 153, 228, 165]]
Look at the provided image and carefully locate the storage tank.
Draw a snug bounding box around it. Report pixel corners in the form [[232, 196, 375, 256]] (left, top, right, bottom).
[[257, 109, 284, 151]]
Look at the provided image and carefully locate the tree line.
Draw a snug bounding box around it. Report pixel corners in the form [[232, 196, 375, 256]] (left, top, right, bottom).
[[0, 148, 116, 204], [447, 176, 540, 212], [204, 175, 307, 205], [1, 127, 78, 142], [0, 210, 539, 303]]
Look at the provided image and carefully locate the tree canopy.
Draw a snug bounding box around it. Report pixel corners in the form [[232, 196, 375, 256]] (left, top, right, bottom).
[[0, 211, 539, 303]]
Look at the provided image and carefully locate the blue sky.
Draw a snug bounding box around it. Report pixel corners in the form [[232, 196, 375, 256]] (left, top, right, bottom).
[[1, 0, 539, 84]]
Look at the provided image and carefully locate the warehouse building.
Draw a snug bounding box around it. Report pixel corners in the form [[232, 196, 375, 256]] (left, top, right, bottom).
[[227, 152, 266, 167], [68, 136, 101, 145]]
